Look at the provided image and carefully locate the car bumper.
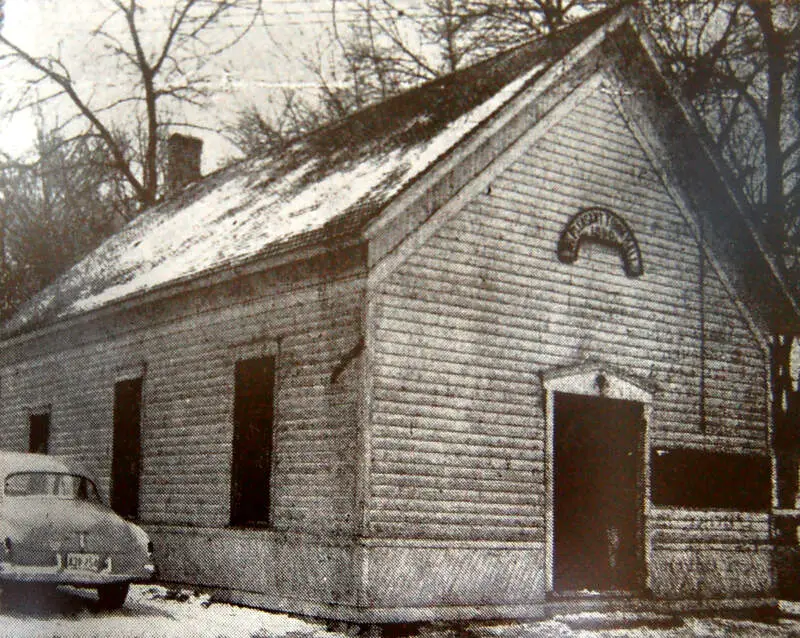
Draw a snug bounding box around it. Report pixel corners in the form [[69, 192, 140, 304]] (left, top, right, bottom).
[[0, 560, 156, 585]]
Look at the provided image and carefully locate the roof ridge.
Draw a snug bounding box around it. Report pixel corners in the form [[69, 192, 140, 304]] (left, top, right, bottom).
[[0, 1, 644, 338], [270, 2, 632, 158]]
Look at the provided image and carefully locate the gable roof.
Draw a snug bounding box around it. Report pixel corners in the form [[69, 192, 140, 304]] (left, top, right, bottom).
[[2, 2, 798, 338], [0, 5, 627, 338]]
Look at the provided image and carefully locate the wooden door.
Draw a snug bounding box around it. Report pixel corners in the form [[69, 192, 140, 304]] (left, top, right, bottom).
[[230, 356, 275, 526], [111, 377, 143, 520], [553, 392, 644, 592]]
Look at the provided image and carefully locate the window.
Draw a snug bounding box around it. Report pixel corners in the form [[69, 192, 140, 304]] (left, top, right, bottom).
[[5, 472, 101, 502], [29, 413, 50, 454], [651, 448, 770, 511], [111, 377, 143, 520], [230, 355, 275, 526]]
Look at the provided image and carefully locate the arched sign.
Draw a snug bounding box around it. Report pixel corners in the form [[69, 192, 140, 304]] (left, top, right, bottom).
[[557, 208, 643, 277]]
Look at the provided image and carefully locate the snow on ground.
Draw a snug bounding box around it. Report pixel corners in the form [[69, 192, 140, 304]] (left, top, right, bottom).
[[470, 612, 800, 638], [0, 584, 348, 638], [4, 586, 800, 638]]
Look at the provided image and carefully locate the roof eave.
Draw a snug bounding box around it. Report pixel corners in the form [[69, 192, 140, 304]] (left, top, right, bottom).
[[0, 228, 366, 349], [363, 4, 637, 244]]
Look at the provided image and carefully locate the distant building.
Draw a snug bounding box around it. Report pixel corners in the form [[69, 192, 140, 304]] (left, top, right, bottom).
[[1, 5, 798, 622]]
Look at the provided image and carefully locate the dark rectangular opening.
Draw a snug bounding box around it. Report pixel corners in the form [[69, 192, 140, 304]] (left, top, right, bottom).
[[651, 448, 770, 511], [112, 377, 143, 520], [231, 355, 275, 527], [29, 413, 50, 454], [553, 393, 645, 593]]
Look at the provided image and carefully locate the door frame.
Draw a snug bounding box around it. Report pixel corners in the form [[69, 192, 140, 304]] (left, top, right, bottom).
[[111, 373, 145, 520], [542, 361, 653, 594]]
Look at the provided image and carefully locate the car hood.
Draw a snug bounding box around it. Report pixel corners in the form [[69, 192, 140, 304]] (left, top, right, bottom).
[[0, 498, 138, 553]]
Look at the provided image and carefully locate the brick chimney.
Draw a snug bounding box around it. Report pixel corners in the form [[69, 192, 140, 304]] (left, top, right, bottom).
[[167, 133, 203, 192]]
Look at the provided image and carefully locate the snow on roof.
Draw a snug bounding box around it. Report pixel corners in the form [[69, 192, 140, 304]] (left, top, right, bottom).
[[3, 7, 623, 337]]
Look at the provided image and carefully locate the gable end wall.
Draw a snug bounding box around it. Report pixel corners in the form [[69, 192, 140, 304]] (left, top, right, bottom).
[[363, 80, 769, 610]]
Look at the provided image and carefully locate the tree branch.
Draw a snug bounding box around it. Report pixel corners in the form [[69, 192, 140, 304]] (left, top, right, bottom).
[[0, 32, 147, 202]]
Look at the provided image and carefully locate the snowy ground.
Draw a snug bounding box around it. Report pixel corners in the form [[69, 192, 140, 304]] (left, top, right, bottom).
[[3, 586, 800, 638], [0, 585, 347, 638]]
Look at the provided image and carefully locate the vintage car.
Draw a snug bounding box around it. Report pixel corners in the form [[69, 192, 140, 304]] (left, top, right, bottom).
[[0, 450, 156, 608]]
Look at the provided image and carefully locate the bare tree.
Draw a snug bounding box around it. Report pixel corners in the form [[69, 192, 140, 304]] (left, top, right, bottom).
[[645, 0, 800, 266], [0, 0, 263, 210], [328, 0, 608, 97], [226, 90, 329, 157], [645, 0, 800, 517], [0, 125, 135, 318], [229, 0, 609, 158]]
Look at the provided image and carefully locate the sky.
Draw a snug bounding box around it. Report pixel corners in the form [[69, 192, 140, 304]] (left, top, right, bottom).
[[0, 0, 388, 169]]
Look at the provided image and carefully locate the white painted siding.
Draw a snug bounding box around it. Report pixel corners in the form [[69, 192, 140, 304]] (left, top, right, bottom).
[[0, 251, 365, 536], [368, 83, 768, 542]]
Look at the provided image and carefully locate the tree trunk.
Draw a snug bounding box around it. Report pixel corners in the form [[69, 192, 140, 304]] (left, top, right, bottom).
[[748, 0, 786, 251]]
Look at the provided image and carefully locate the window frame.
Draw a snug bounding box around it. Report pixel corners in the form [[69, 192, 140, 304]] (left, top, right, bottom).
[[111, 375, 144, 521], [650, 447, 771, 512], [28, 410, 51, 455], [229, 348, 278, 528]]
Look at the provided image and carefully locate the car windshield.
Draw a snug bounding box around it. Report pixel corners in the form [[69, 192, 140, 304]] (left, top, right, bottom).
[[4, 472, 101, 502]]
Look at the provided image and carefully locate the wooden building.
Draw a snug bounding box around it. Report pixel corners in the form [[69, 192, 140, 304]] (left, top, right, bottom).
[[1, 5, 799, 622]]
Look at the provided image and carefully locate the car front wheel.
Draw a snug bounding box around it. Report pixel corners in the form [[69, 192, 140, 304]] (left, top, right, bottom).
[[97, 582, 129, 609]]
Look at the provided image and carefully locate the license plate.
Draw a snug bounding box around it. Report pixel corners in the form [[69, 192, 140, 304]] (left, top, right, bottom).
[[66, 553, 100, 571]]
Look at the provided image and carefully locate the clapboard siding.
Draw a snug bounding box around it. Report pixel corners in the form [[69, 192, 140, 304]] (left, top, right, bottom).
[[368, 83, 768, 541], [702, 271, 768, 437], [650, 508, 770, 545], [0, 251, 365, 535]]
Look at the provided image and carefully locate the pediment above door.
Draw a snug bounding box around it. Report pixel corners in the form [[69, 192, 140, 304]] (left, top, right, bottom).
[[542, 360, 654, 403]]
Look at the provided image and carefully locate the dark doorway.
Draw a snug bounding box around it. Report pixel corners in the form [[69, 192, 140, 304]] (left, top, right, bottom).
[[230, 356, 275, 527], [112, 377, 143, 520], [29, 413, 50, 454], [553, 392, 644, 593]]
